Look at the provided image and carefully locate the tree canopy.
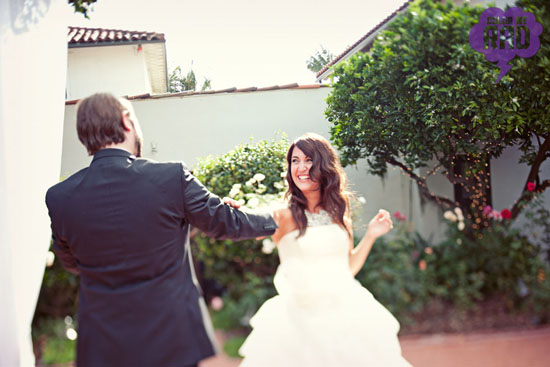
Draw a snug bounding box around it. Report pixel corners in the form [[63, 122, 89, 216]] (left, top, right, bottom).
[[68, 0, 97, 18], [326, 0, 549, 225], [307, 46, 334, 73], [169, 66, 212, 93]]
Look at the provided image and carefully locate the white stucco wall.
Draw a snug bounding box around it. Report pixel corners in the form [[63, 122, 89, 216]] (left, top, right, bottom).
[[61, 87, 549, 242], [66, 44, 151, 100]]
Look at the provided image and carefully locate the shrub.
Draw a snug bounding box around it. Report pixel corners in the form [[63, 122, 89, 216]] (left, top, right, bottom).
[[192, 134, 289, 327], [356, 221, 429, 324], [34, 244, 79, 322]]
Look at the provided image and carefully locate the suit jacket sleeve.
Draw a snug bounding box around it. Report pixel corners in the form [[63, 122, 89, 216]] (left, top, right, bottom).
[[46, 190, 80, 275], [180, 164, 277, 240]]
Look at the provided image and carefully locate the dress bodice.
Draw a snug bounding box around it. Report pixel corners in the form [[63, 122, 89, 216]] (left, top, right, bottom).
[[274, 221, 355, 304], [277, 224, 350, 268]]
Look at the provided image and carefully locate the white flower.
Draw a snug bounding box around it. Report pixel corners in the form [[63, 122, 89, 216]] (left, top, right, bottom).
[[443, 210, 458, 222], [280, 171, 287, 178], [262, 238, 275, 254], [66, 328, 77, 341], [274, 182, 284, 190], [257, 183, 267, 194], [454, 207, 464, 221], [358, 196, 366, 204], [245, 178, 256, 187], [45, 251, 55, 267], [237, 199, 245, 206], [247, 197, 260, 208], [512, 97, 518, 104], [457, 238, 462, 245], [458, 221, 465, 231], [229, 184, 242, 198], [253, 173, 266, 182]]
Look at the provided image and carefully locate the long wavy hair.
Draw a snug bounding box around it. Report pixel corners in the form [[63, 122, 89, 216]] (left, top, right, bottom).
[[285, 133, 351, 238]]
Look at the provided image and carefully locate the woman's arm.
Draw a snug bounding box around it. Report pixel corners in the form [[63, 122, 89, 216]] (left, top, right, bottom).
[[271, 207, 297, 245], [348, 209, 393, 276]]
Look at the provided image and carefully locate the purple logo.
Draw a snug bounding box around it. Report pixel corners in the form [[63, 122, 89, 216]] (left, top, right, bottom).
[[469, 7, 543, 82]]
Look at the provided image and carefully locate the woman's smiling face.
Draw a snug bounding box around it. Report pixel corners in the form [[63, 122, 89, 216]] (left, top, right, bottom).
[[290, 146, 319, 193]]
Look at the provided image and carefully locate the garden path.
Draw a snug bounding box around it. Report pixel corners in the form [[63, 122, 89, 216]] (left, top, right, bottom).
[[200, 327, 550, 367]]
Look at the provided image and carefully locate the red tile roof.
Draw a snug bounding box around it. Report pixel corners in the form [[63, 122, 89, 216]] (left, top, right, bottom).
[[65, 84, 328, 105], [316, 0, 412, 78], [68, 26, 165, 47]]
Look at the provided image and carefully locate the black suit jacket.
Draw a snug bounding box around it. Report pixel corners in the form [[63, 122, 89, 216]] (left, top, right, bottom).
[[45, 149, 277, 367]]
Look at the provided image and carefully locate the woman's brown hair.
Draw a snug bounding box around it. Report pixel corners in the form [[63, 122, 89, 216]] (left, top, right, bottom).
[[285, 133, 351, 238]]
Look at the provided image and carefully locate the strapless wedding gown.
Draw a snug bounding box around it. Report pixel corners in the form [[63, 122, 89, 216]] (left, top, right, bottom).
[[238, 215, 411, 367]]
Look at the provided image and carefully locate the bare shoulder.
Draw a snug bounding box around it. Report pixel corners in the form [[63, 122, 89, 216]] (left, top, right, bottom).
[[272, 207, 297, 244]]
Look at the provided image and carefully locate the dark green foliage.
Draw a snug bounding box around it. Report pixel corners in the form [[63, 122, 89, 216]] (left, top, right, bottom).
[[358, 202, 549, 324], [32, 318, 76, 364], [34, 243, 79, 322], [68, 0, 98, 18]]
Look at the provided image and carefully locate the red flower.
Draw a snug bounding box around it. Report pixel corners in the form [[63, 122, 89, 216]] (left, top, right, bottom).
[[501, 209, 512, 220], [418, 260, 427, 271], [527, 182, 536, 192], [393, 211, 407, 222]]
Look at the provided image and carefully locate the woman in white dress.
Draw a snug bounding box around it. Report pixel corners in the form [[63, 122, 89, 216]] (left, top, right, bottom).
[[238, 133, 412, 367]]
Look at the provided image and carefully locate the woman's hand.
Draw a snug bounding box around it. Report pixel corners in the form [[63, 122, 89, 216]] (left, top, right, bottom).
[[222, 197, 241, 209], [349, 209, 393, 276], [365, 209, 393, 240]]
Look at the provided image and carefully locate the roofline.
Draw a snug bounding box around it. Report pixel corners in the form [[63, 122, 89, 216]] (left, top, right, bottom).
[[68, 39, 165, 49], [65, 84, 330, 105], [315, 21, 394, 82], [315, 0, 412, 82]]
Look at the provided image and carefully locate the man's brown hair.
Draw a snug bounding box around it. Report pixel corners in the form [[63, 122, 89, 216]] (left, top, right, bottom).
[[77, 93, 127, 155]]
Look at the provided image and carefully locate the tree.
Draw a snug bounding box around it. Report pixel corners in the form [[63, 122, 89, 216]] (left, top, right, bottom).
[[307, 46, 334, 73], [68, 0, 98, 18], [326, 0, 549, 228], [169, 66, 212, 93]]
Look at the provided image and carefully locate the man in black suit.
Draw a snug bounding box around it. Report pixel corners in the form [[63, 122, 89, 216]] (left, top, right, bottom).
[[46, 93, 277, 367]]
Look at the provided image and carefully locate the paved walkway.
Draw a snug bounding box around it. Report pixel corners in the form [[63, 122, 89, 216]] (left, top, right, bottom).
[[200, 327, 550, 367]]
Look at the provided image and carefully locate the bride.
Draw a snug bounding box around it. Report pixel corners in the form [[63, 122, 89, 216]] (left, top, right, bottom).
[[238, 133, 412, 367]]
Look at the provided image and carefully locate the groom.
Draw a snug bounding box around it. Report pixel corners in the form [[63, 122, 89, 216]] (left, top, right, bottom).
[[46, 93, 277, 367]]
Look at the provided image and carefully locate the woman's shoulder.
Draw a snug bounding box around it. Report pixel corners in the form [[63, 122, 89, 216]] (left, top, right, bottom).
[[274, 207, 293, 222]]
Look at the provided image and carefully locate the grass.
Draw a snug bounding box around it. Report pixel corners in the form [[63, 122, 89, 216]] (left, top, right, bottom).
[[223, 336, 247, 358]]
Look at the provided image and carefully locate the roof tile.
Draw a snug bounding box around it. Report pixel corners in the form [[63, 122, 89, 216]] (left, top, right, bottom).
[[68, 26, 165, 46]]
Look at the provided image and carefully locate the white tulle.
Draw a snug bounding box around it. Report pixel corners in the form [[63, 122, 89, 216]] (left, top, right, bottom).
[[239, 224, 411, 367]]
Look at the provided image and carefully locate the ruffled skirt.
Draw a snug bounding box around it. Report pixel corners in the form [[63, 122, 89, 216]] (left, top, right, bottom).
[[238, 279, 411, 367]]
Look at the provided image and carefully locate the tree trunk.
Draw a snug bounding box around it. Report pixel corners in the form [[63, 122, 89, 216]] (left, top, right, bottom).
[[452, 154, 492, 229]]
